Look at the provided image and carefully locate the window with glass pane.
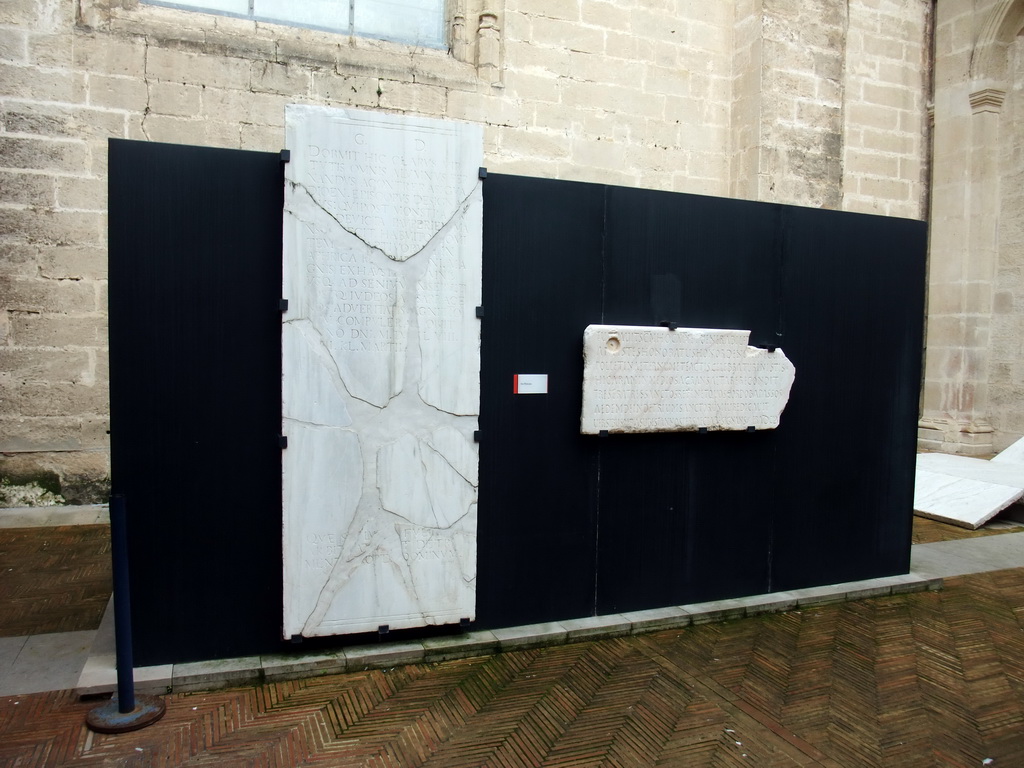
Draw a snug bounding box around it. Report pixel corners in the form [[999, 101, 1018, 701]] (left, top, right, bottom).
[[145, 0, 446, 48]]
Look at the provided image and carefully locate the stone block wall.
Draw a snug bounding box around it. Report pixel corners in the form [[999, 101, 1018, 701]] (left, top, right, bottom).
[[0, 0, 931, 501], [991, 34, 1024, 445], [842, 0, 930, 219], [920, 0, 1024, 455]]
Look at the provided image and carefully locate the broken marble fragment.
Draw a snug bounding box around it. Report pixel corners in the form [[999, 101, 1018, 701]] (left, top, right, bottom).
[[580, 325, 796, 434]]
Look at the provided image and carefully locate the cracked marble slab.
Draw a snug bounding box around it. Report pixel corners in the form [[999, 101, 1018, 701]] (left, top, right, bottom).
[[282, 105, 481, 639]]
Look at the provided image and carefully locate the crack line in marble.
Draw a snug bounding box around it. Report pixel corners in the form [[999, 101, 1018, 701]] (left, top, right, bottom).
[[423, 438, 477, 488], [298, 503, 475, 634], [377, 494, 475, 532], [419, 449, 444, 529], [293, 316, 387, 411], [287, 178, 481, 264], [287, 180, 392, 261], [413, 393, 476, 418], [282, 416, 355, 431]]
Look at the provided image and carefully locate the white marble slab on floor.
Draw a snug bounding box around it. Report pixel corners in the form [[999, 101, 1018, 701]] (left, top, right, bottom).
[[914, 453, 1024, 529], [991, 436, 1024, 466], [918, 452, 1024, 486], [914, 469, 1023, 529], [0, 631, 95, 696]]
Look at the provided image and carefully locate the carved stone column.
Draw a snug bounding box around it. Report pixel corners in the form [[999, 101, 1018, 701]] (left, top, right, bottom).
[[919, 84, 1005, 455], [450, 0, 468, 62], [476, 10, 501, 85]]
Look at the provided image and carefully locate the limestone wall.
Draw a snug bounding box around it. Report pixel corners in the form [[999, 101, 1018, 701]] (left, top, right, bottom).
[[0, 0, 932, 500], [991, 34, 1024, 445], [920, 0, 1024, 455]]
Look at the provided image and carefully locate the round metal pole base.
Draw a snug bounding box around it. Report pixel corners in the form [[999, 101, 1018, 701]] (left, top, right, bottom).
[[86, 694, 166, 734]]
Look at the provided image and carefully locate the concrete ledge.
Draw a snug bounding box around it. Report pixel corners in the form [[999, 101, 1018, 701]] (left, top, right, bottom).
[[687, 598, 750, 624], [172, 657, 263, 692], [344, 640, 425, 670], [561, 615, 632, 641], [74, 570, 943, 697], [0, 504, 109, 528], [491, 622, 568, 651], [261, 650, 346, 682], [423, 631, 498, 662], [77, 654, 172, 697], [622, 607, 692, 634], [744, 592, 799, 615]]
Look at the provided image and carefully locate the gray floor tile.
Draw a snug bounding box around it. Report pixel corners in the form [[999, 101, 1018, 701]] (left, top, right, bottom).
[[0, 636, 27, 685], [0, 631, 95, 696]]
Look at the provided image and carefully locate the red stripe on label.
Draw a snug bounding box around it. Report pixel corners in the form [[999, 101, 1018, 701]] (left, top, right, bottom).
[[513, 374, 520, 393]]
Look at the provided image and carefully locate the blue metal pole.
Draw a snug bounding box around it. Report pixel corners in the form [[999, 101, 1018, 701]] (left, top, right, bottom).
[[86, 494, 164, 733], [109, 493, 135, 713]]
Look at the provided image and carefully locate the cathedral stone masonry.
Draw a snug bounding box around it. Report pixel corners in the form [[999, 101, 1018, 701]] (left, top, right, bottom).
[[2, 0, 1021, 497]]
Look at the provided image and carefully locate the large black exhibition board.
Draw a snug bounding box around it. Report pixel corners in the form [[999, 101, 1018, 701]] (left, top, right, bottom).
[[476, 174, 925, 625], [109, 143, 925, 664], [108, 140, 284, 664]]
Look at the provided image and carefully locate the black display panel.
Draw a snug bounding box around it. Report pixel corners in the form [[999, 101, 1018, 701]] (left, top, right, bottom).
[[478, 174, 925, 625], [477, 175, 605, 627], [108, 139, 284, 664], [109, 152, 925, 661]]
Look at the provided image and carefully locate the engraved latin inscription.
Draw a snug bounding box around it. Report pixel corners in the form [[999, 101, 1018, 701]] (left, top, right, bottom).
[[301, 119, 475, 261], [580, 325, 796, 434], [304, 531, 344, 575]]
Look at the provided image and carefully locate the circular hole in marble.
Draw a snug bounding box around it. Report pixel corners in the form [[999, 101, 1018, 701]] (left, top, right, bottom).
[[606, 336, 621, 353]]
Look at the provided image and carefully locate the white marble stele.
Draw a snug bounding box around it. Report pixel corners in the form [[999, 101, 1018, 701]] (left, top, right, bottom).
[[282, 105, 482, 639], [580, 325, 795, 434]]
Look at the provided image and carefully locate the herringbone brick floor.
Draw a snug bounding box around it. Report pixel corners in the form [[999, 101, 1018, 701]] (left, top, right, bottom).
[[911, 515, 1021, 544], [3, 568, 1024, 767], [0, 525, 111, 637]]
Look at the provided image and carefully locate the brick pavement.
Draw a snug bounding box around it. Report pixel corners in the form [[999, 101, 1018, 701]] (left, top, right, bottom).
[[0, 525, 111, 638], [2, 567, 1024, 766]]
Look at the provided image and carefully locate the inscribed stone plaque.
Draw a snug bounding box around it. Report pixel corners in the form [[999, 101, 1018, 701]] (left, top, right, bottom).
[[580, 325, 796, 434], [282, 105, 481, 639]]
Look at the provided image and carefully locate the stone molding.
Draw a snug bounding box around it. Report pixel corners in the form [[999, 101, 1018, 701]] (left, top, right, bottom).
[[918, 417, 995, 456], [970, 0, 1024, 82], [969, 87, 1007, 114]]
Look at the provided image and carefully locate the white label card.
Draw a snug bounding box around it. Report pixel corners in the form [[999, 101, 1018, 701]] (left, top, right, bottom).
[[514, 374, 548, 394]]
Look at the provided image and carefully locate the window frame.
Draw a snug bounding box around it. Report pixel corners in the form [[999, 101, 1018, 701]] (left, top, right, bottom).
[[140, 0, 450, 50]]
